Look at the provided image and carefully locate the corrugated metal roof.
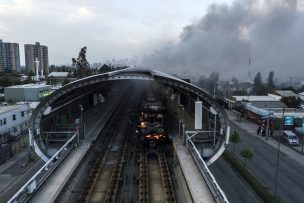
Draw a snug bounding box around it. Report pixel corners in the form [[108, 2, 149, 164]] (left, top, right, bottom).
[[48, 72, 69, 77], [5, 83, 51, 89], [275, 90, 298, 97], [233, 95, 278, 102], [249, 101, 286, 108], [0, 104, 26, 114]]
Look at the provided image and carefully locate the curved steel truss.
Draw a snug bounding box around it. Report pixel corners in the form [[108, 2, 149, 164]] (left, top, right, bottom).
[[29, 68, 230, 164]]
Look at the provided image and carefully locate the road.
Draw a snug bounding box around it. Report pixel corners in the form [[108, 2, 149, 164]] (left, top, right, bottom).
[[209, 157, 260, 203], [0, 151, 44, 202], [229, 121, 304, 203]]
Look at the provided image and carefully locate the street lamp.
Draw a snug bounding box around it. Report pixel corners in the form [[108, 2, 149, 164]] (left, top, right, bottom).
[[274, 105, 285, 202], [78, 104, 84, 145], [179, 105, 184, 138], [265, 106, 271, 141], [210, 107, 217, 147]]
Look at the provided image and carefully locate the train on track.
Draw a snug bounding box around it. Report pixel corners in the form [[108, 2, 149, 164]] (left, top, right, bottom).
[[137, 84, 168, 143]]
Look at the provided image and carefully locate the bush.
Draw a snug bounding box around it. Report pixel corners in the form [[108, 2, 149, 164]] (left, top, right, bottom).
[[223, 150, 283, 203]]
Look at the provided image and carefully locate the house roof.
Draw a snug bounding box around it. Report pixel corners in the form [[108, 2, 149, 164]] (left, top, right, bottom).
[[0, 104, 27, 114], [274, 90, 298, 97], [48, 72, 69, 77], [249, 101, 286, 109], [5, 83, 51, 89], [232, 95, 278, 102]]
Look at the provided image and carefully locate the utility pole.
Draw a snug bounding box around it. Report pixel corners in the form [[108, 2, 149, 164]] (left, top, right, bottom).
[[266, 107, 270, 141], [274, 106, 284, 202]]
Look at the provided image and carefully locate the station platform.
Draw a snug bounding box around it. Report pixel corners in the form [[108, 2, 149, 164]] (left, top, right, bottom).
[[168, 100, 217, 203], [173, 138, 215, 203], [30, 90, 124, 203]]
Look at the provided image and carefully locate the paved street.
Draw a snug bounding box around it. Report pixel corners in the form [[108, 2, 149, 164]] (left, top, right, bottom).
[[227, 110, 304, 203], [209, 157, 260, 203], [0, 150, 44, 202], [168, 102, 261, 203]]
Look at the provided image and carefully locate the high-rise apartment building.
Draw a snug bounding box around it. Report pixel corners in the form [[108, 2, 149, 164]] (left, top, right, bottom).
[[0, 39, 21, 72], [24, 42, 48, 75]]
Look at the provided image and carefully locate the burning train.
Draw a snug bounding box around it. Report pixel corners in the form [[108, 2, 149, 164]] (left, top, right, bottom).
[[137, 85, 168, 142]]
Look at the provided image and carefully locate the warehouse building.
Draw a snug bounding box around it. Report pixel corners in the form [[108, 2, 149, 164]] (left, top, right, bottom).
[[4, 83, 52, 102]]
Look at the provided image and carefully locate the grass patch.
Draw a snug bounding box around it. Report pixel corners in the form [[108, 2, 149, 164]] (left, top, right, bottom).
[[223, 150, 283, 203]]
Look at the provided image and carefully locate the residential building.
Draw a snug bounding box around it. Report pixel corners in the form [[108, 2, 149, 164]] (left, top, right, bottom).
[[24, 42, 48, 75], [271, 90, 299, 99], [0, 39, 20, 72], [47, 72, 70, 85], [4, 83, 52, 102], [0, 104, 30, 137], [225, 95, 281, 110], [0, 104, 31, 164]]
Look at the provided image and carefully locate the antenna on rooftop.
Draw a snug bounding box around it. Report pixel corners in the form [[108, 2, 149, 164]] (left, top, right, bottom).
[[34, 57, 40, 82], [248, 58, 251, 83]]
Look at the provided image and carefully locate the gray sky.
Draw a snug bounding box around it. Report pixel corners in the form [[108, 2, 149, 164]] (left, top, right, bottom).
[[1, 0, 303, 81], [0, 0, 233, 66], [140, 0, 304, 80]]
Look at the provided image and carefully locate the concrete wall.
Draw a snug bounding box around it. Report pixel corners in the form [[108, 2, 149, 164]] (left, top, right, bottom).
[[4, 86, 52, 102], [4, 87, 24, 102]]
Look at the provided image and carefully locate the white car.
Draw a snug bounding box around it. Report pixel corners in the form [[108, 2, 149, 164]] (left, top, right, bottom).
[[283, 131, 299, 146]]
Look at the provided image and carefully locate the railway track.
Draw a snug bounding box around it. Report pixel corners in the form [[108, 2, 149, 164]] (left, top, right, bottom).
[[77, 87, 140, 203], [79, 113, 133, 202], [65, 83, 180, 203], [139, 145, 176, 203]]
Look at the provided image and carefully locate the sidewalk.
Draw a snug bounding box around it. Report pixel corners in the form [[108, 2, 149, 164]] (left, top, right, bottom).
[[173, 138, 215, 203], [168, 101, 216, 202], [226, 109, 304, 168]]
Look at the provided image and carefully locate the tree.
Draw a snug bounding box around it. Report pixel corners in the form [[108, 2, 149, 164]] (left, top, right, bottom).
[[232, 77, 239, 86], [281, 96, 299, 108], [252, 72, 267, 95], [207, 72, 219, 97], [197, 75, 208, 90], [99, 64, 113, 73], [267, 71, 275, 93], [62, 78, 69, 86], [230, 130, 240, 154], [240, 146, 253, 167], [46, 76, 58, 85], [253, 72, 262, 94], [0, 74, 22, 87]]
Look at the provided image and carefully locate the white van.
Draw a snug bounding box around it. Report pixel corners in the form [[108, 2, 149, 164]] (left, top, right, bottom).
[[283, 131, 299, 146]]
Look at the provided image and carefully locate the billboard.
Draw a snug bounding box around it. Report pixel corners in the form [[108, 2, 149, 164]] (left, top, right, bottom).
[[195, 101, 202, 130], [284, 116, 294, 126]]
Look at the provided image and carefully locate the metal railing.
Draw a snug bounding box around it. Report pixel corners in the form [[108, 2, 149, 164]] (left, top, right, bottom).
[[186, 135, 229, 203], [7, 133, 78, 203]]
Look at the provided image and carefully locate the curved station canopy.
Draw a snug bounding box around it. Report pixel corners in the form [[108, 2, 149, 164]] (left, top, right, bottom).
[[29, 68, 230, 165]]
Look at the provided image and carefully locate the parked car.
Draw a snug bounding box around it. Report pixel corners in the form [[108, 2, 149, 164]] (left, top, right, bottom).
[[283, 131, 299, 146]]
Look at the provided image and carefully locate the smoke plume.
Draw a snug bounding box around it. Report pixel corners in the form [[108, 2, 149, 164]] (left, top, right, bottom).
[[140, 0, 304, 80]]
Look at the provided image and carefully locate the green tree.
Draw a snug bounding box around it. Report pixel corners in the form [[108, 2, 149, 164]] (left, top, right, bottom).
[[0, 74, 21, 87], [281, 96, 299, 108], [196, 75, 208, 90], [6, 98, 16, 104], [230, 130, 240, 154], [240, 146, 253, 167], [267, 71, 275, 93], [208, 72, 219, 97], [62, 78, 69, 86], [253, 72, 263, 95], [46, 76, 59, 85]]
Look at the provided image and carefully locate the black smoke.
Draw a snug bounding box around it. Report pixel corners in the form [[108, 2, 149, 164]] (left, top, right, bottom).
[[140, 0, 304, 80]]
